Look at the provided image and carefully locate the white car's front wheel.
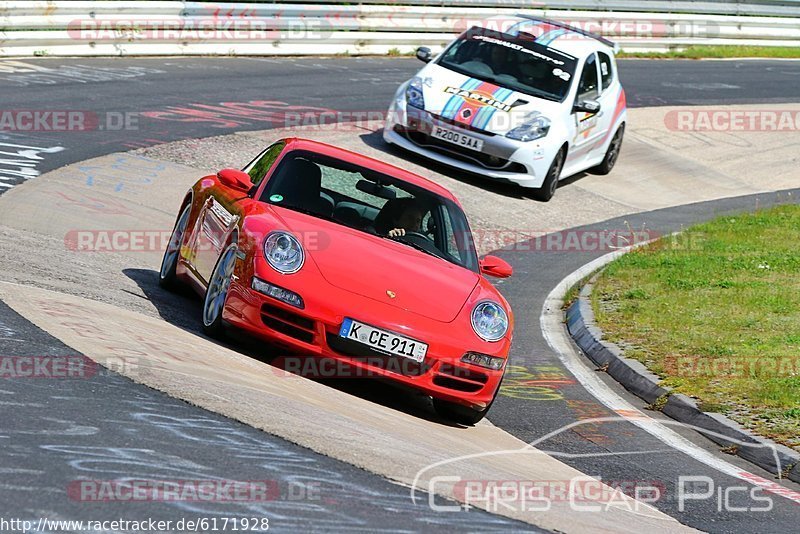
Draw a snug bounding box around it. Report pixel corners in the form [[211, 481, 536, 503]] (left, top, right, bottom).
[[532, 147, 566, 202]]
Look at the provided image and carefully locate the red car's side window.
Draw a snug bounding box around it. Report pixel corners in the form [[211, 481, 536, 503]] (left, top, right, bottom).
[[244, 142, 285, 187]]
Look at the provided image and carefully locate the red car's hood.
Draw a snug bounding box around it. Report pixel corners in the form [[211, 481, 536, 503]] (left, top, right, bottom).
[[273, 207, 480, 323]]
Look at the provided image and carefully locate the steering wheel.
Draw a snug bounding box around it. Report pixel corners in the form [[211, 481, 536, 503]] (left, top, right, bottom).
[[395, 231, 450, 261], [397, 231, 430, 243]]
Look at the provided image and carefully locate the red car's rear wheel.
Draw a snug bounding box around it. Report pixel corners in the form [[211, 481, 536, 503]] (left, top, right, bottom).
[[159, 205, 191, 290]]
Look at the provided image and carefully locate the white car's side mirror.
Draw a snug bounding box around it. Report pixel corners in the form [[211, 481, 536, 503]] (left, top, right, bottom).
[[573, 100, 601, 114], [416, 47, 432, 63]]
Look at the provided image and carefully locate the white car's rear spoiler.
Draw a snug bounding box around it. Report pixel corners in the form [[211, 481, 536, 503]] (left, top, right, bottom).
[[515, 15, 619, 53]]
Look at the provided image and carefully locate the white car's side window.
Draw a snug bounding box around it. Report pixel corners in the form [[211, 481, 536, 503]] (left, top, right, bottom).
[[598, 51, 614, 92], [577, 53, 600, 101]]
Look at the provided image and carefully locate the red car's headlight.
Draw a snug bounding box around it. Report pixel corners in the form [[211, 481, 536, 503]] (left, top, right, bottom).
[[263, 231, 304, 274], [471, 300, 509, 342]]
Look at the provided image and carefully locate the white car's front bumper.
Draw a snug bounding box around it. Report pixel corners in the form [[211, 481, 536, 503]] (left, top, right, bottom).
[[383, 98, 557, 189]]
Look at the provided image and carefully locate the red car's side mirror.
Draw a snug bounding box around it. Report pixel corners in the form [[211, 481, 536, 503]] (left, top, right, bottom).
[[218, 169, 254, 193], [479, 255, 513, 278]]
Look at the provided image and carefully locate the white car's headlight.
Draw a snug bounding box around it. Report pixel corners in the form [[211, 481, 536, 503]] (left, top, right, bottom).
[[506, 114, 551, 142], [263, 231, 304, 274], [471, 301, 509, 342], [405, 78, 425, 109]]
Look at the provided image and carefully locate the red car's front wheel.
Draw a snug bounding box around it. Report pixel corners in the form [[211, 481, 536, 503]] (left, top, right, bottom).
[[433, 375, 504, 426], [202, 243, 238, 339]]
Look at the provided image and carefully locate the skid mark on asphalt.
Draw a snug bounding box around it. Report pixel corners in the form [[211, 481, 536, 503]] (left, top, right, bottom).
[[499, 364, 575, 401], [140, 100, 333, 129], [566, 399, 636, 446], [49, 191, 135, 216], [498, 360, 638, 446]]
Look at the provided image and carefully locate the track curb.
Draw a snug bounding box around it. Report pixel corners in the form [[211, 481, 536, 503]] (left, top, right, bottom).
[[566, 274, 800, 484]]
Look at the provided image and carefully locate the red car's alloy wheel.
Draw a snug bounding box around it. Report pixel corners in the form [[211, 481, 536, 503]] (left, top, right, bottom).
[[159, 205, 191, 289], [203, 243, 238, 332]]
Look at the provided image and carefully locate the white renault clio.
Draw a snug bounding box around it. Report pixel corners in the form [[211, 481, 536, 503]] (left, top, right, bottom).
[[384, 16, 627, 201]]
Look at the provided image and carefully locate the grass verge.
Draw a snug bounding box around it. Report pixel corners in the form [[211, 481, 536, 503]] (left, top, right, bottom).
[[618, 45, 800, 59], [591, 204, 800, 451]]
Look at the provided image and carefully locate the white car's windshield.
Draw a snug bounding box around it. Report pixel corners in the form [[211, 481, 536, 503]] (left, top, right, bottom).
[[437, 27, 578, 103]]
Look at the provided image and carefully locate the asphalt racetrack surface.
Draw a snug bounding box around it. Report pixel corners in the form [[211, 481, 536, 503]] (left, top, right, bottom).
[[1, 57, 800, 186]]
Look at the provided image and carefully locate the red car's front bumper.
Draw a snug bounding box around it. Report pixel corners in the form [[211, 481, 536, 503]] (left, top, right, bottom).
[[222, 279, 508, 410]]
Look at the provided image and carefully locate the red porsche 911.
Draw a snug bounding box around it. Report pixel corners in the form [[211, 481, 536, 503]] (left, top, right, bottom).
[[159, 138, 513, 424]]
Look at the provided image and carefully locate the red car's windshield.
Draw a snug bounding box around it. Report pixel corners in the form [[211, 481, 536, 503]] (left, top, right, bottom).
[[260, 150, 479, 272]]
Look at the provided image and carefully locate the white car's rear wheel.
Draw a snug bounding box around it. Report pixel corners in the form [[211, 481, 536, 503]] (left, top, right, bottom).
[[592, 124, 625, 175]]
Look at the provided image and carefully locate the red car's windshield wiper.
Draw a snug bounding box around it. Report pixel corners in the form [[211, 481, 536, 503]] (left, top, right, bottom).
[[378, 233, 452, 264], [276, 204, 338, 224]]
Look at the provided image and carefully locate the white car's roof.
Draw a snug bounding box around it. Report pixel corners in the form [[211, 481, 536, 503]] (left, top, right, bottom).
[[473, 15, 616, 59]]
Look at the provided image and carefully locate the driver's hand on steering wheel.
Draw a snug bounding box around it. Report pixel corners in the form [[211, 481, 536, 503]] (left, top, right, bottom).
[[388, 228, 406, 238]]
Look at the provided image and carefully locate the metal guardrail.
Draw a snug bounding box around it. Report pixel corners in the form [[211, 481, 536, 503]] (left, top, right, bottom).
[[0, 1, 798, 57], [211, 0, 800, 17]]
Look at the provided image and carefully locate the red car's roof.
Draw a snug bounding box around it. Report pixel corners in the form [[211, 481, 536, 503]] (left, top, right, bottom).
[[282, 137, 458, 203]]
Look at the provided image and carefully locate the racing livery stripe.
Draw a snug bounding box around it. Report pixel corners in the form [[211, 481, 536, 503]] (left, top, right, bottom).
[[447, 80, 513, 126], [472, 87, 514, 130], [447, 80, 497, 123], [441, 77, 482, 118], [441, 78, 489, 120], [569, 88, 627, 160], [441, 78, 475, 117], [598, 88, 627, 145]]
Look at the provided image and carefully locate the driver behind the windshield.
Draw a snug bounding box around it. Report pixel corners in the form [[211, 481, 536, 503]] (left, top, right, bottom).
[[374, 197, 427, 238], [488, 45, 514, 77]]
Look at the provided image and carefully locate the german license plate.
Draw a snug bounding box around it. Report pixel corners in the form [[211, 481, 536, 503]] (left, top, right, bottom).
[[432, 126, 484, 151], [339, 318, 427, 362]]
